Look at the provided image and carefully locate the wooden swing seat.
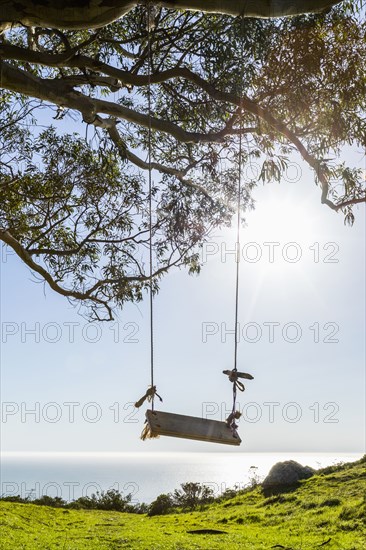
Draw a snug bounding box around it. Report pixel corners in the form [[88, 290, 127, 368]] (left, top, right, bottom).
[[144, 409, 241, 446]]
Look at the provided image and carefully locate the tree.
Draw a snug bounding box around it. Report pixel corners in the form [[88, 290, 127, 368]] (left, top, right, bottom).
[[148, 493, 174, 516], [0, 2, 365, 319], [68, 489, 133, 511], [173, 482, 214, 510]]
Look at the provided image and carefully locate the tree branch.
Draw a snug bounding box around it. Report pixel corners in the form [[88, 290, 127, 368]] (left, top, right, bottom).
[[0, 1, 342, 31], [0, 61, 229, 143], [0, 39, 359, 210], [334, 196, 366, 210], [0, 227, 114, 320], [106, 123, 214, 199]]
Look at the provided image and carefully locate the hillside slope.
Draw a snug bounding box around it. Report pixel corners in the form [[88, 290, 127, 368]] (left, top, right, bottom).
[[0, 457, 365, 549]]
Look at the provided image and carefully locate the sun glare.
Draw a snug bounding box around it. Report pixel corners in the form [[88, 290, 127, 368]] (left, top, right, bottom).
[[244, 187, 322, 244]]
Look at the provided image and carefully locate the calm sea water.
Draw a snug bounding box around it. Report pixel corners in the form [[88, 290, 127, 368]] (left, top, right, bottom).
[[0, 452, 363, 504]]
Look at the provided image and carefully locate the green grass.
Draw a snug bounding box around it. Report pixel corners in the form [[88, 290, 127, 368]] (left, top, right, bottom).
[[1, 457, 365, 549]]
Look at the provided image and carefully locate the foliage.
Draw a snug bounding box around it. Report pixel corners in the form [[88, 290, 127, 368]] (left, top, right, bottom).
[[32, 495, 67, 508], [67, 489, 132, 512], [247, 465, 263, 488], [0, 457, 365, 549], [0, 489, 135, 513], [216, 488, 239, 502], [148, 482, 215, 515], [0, 4, 365, 317], [148, 493, 174, 516], [172, 482, 215, 510], [317, 454, 366, 475]]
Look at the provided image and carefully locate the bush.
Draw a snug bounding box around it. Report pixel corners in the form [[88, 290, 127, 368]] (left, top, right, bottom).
[[339, 505, 357, 520], [133, 502, 149, 514], [0, 495, 29, 504], [217, 488, 238, 502], [148, 494, 174, 516], [33, 496, 66, 508], [318, 455, 366, 476], [302, 501, 317, 509], [69, 489, 132, 512], [320, 498, 341, 507], [173, 482, 214, 510], [0, 495, 65, 507]]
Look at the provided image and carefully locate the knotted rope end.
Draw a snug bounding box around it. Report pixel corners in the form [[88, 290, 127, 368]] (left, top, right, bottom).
[[134, 385, 163, 408]]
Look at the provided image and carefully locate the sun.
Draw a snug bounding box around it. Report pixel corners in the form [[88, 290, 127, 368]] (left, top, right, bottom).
[[244, 182, 324, 246]]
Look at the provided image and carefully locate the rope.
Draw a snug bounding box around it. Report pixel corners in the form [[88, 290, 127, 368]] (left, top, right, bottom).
[[135, 4, 163, 417], [231, 129, 242, 416], [232, 30, 244, 416], [135, 385, 162, 409], [147, 1, 155, 410], [233, 132, 241, 376], [229, 14, 245, 424]]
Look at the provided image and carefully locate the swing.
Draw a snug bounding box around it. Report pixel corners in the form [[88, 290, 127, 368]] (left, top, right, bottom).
[[144, 410, 241, 446], [134, 5, 253, 446], [135, 371, 253, 446]]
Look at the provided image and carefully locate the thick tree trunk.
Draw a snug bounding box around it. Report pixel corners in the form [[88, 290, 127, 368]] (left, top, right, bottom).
[[0, 1, 136, 30], [160, 0, 340, 17], [0, 0, 341, 30]]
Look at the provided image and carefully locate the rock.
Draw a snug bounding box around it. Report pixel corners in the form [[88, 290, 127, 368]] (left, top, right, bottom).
[[262, 460, 315, 494]]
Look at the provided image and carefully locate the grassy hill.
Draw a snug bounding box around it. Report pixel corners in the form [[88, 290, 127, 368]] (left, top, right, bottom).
[[0, 457, 365, 549]]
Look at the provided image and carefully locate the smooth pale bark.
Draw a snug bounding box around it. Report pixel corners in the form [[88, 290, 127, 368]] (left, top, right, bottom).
[[0, 0, 341, 30], [0, 61, 230, 143]]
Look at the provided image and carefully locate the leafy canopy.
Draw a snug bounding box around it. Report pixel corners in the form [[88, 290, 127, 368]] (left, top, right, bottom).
[[0, 3, 365, 319]]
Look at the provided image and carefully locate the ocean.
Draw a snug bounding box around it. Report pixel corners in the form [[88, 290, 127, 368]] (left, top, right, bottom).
[[0, 452, 363, 504]]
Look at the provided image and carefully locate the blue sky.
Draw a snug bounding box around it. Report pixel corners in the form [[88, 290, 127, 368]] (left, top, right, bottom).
[[0, 146, 365, 454]]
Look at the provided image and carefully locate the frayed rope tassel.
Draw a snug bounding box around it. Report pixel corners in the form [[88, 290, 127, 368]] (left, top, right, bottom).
[[140, 420, 159, 441]]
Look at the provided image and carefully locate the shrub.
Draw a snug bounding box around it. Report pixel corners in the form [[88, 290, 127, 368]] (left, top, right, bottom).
[[96, 489, 132, 512], [302, 501, 317, 509], [248, 466, 262, 488], [69, 489, 132, 512], [173, 482, 214, 510], [133, 502, 149, 514], [246, 514, 262, 523], [148, 494, 174, 517], [33, 496, 66, 508], [320, 498, 341, 507], [217, 488, 238, 502], [0, 495, 29, 504], [338, 504, 363, 521]]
